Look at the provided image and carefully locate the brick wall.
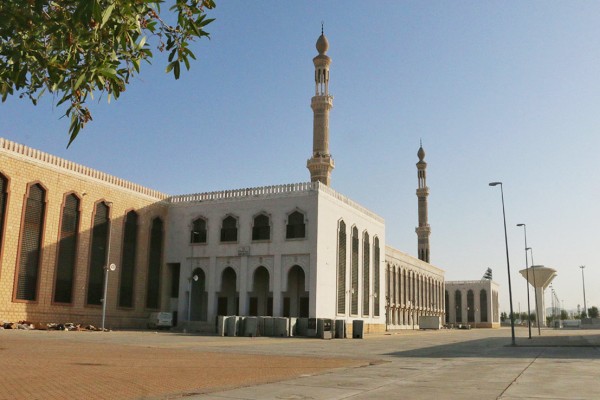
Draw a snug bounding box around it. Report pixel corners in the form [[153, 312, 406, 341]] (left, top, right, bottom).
[[0, 143, 168, 328]]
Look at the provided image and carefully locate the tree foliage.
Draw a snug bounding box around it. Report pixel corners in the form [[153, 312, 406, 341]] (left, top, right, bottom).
[[0, 0, 215, 146], [588, 306, 599, 319]]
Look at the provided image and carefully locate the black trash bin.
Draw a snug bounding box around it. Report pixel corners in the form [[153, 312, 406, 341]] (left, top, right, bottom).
[[352, 320, 364, 339]]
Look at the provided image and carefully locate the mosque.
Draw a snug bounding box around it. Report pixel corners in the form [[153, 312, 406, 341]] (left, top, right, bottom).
[[0, 32, 499, 333]]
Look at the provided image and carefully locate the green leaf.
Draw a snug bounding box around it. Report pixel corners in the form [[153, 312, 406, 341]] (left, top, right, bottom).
[[101, 4, 116, 28], [74, 74, 86, 90]]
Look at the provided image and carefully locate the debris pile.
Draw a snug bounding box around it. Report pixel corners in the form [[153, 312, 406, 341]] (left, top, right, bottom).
[[1, 321, 110, 332]]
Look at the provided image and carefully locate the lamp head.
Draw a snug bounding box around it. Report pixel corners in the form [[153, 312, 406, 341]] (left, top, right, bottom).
[[517, 223, 525, 227], [489, 182, 502, 187], [526, 247, 531, 251]]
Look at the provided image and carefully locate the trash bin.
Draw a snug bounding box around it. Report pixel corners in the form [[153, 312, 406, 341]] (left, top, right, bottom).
[[335, 319, 346, 339], [352, 320, 364, 339], [319, 318, 333, 339]]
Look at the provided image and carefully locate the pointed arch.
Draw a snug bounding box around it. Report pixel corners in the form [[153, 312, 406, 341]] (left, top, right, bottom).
[[220, 215, 238, 242], [286, 210, 306, 239], [217, 267, 238, 316], [86, 201, 110, 305], [53, 192, 81, 304], [189, 267, 207, 320], [252, 212, 271, 241], [190, 216, 207, 244], [119, 210, 138, 308], [480, 289, 488, 322], [15, 182, 47, 301], [336, 219, 347, 314], [350, 225, 359, 315], [146, 216, 164, 309]]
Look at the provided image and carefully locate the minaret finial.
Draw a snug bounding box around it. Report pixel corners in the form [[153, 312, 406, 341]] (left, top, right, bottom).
[[308, 29, 334, 186], [420, 138, 422, 148]]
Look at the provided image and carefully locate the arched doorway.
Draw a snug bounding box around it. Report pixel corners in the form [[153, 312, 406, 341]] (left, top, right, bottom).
[[249, 266, 272, 316], [190, 268, 207, 321], [283, 265, 309, 318], [217, 267, 238, 316]]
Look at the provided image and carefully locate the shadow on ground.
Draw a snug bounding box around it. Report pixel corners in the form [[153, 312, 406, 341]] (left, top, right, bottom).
[[384, 333, 600, 360]]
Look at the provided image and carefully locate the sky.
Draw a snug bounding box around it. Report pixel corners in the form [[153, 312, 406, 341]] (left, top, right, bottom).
[[2, 1, 599, 315]]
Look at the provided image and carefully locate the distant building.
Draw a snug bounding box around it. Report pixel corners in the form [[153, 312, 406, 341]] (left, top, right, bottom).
[[445, 280, 500, 328]]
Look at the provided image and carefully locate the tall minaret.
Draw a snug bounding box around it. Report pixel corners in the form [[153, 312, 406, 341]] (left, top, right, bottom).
[[415, 142, 431, 262], [307, 28, 334, 186]]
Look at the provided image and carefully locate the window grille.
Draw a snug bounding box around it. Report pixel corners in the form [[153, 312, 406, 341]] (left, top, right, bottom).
[[480, 289, 488, 322], [362, 232, 370, 316], [190, 218, 207, 243], [336, 221, 346, 314], [455, 290, 462, 322], [53, 194, 80, 303], [16, 184, 46, 301], [220, 216, 238, 242], [351, 227, 359, 315], [467, 289, 475, 322], [373, 237, 380, 316], [286, 211, 305, 239], [87, 202, 109, 305], [119, 211, 138, 308], [0, 174, 7, 266], [146, 217, 163, 309], [252, 214, 270, 241]]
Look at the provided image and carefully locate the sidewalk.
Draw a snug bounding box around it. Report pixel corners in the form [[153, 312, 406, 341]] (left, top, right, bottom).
[[1, 327, 599, 399]]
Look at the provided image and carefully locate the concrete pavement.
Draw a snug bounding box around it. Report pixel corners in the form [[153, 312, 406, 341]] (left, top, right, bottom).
[[1, 327, 599, 399]]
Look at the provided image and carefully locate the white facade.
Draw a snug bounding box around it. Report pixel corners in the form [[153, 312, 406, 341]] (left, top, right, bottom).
[[445, 280, 500, 328], [164, 182, 386, 331], [385, 246, 445, 329]]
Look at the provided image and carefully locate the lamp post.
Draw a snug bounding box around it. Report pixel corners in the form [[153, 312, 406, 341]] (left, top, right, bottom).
[[489, 182, 516, 346], [516, 224, 532, 339], [526, 247, 541, 335], [101, 202, 115, 332], [580, 266, 587, 317]]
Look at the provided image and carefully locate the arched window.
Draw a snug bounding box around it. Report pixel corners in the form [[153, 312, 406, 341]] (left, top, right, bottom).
[[220, 215, 238, 242], [445, 290, 450, 323], [87, 201, 110, 305], [362, 231, 370, 316], [373, 237, 380, 317], [53, 194, 80, 303], [146, 217, 163, 309], [252, 214, 270, 241], [15, 183, 46, 301], [190, 218, 207, 243], [336, 220, 346, 314], [0, 173, 7, 261], [480, 289, 488, 322], [286, 211, 305, 239], [119, 210, 138, 308], [351, 226, 359, 315], [467, 289, 475, 322], [454, 290, 462, 323]]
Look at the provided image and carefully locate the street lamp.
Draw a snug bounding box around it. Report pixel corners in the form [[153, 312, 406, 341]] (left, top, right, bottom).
[[580, 266, 587, 318], [526, 247, 541, 335], [489, 182, 516, 346], [101, 202, 116, 332], [516, 224, 532, 339]]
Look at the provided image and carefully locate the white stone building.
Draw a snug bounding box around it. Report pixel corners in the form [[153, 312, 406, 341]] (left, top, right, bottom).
[[0, 31, 452, 333], [445, 280, 500, 328]]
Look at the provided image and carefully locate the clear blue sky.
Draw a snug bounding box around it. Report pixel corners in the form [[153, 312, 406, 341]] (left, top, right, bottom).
[[2, 1, 599, 315]]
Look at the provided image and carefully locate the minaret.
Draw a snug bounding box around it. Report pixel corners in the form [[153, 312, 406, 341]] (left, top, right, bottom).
[[307, 28, 334, 186], [416, 142, 431, 262]]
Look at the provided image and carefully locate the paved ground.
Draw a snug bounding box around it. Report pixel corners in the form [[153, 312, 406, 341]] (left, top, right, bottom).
[[1, 327, 599, 399]]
